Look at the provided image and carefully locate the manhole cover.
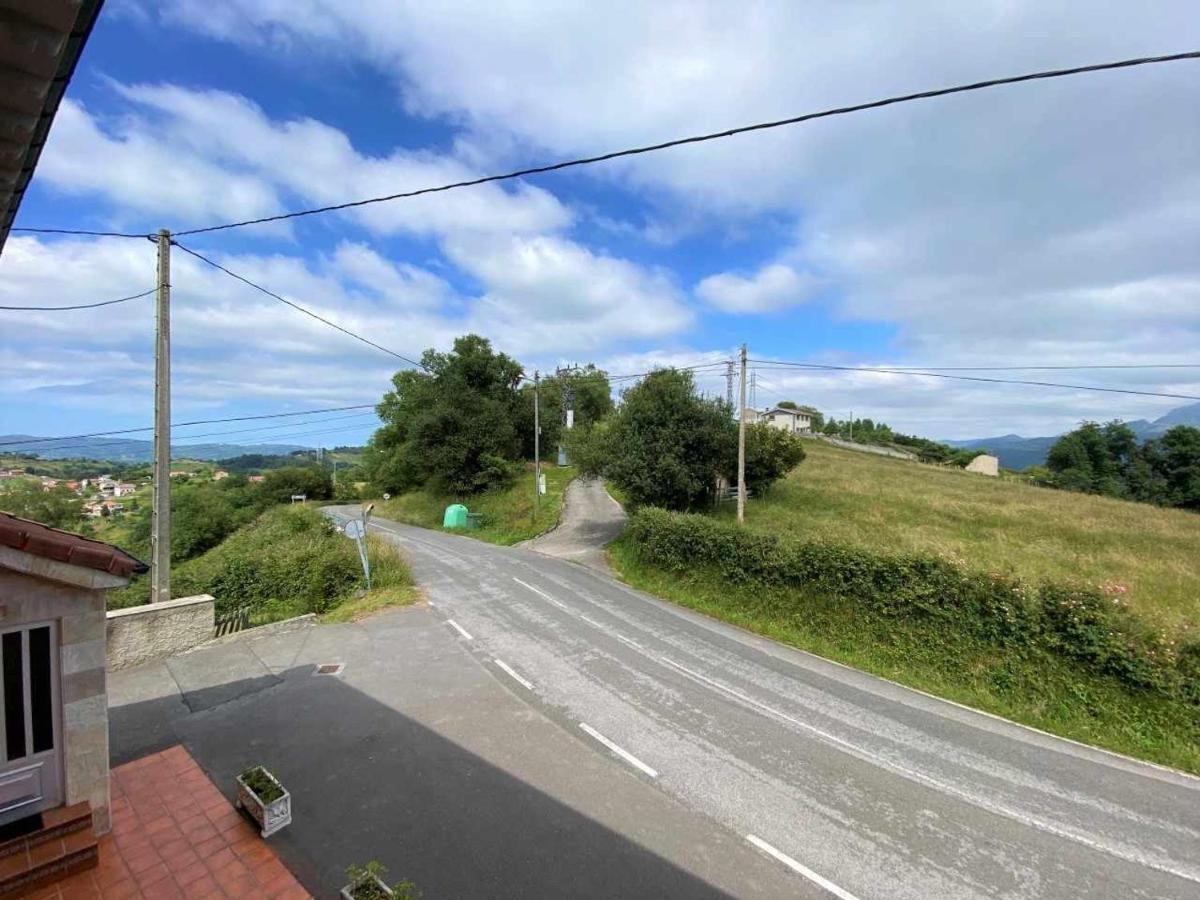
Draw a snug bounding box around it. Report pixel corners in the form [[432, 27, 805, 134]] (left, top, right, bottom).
[[314, 663, 345, 676]]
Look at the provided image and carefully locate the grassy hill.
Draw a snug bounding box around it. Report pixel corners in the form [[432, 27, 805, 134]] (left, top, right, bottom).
[[721, 439, 1200, 636]]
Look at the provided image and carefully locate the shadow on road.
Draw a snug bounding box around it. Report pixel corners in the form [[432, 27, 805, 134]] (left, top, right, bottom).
[[110, 666, 739, 899]]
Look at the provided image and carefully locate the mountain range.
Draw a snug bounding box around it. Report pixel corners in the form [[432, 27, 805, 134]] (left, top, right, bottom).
[[947, 401, 1200, 471], [0, 436, 311, 463]]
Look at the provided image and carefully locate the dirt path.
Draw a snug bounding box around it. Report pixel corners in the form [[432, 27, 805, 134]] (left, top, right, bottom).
[[520, 475, 627, 571]]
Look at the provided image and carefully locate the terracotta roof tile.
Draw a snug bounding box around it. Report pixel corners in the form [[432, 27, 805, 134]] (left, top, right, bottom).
[[0, 512, 148, 579]]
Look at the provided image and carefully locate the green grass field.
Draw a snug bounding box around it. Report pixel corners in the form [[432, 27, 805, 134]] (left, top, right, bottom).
[[720, 439, 1200, 636], [372, 464, 575, 545]]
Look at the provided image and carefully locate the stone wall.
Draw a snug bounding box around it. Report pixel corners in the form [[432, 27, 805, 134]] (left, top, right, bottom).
[[106, 595, 215, 672], [0, 570, 112, 833]]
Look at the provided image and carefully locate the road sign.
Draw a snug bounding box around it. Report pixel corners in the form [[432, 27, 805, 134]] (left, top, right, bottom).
[[343, 519, 364, 539]]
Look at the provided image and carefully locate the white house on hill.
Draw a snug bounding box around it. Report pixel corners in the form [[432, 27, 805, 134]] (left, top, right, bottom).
[[756, 406, 813, 434]]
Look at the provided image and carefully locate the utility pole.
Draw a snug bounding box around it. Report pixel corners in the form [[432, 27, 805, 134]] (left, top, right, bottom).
[[725, 360, 734, 408], [737, 343, 747, 524], [750, 370, 757, 410], [533, 371, 541, 511], [151, 229, 171, 604]]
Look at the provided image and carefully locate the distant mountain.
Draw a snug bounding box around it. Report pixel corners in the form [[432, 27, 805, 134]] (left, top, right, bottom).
[[0, 435, 311, 462], [946, 401, 1200, 471]]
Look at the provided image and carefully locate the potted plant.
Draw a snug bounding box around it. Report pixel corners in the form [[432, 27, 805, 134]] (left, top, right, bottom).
[[235, 765, 292, 837], [341, 861, 421, 900]]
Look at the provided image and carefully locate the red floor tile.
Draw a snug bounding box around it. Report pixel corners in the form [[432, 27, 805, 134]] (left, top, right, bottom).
[[82, 744, 314, 899]]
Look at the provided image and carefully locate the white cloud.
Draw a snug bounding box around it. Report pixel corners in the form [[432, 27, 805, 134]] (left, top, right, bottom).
[[696, 263, 821, 313]]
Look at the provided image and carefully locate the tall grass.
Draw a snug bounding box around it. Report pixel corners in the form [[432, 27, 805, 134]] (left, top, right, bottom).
[[727, 440, 1200, 635], [373, 464, 575, 545]]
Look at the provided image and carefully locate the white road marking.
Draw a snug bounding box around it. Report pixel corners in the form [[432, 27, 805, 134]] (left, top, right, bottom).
[[746, 835, 861, 900], [446, 619, 473, 640], [495, 658, 534, 690], [579, 723, 658, 778], [512, 576, 569, 609], [661, 658, 1200, 884]]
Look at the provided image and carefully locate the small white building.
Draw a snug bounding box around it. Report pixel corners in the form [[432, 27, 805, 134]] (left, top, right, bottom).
[[755, 406, 813, 434]]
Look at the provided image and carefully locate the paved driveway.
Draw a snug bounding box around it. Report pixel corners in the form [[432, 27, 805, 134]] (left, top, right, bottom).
[[520, 475, 626, 572], [108, 605, 801, 898]]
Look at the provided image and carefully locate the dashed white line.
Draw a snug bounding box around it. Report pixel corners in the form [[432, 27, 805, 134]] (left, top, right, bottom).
[[746, 835, 861, 900], [512, 576, 568, 609], [446, 619, 473, 640], [494, 658, 533, 690], [579, 723, 658, 778]]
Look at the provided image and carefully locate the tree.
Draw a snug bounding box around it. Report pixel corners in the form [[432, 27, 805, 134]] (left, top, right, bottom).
[[1149, 425, 1200, 509], [1046, 421, 1139, 497], [602, 369, 733, 510], [517, 365, 613, 459], [365, 334, 525, 495], [258, 467, 333, 505], [776, 400, 798, 409], [742, 423, 806, 495]]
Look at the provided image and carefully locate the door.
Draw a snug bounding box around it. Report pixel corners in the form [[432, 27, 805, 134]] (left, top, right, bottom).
[[0, 622, 63, 825]]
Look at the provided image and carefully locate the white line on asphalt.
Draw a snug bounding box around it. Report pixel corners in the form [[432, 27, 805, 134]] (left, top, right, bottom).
[[512, 576, 569, 609], [446, 619, 473, 640], [746, 835, 861, 900], [579, 723, 658, 778], [495, 658, 534, 690], [661, 657, 1200, 884]]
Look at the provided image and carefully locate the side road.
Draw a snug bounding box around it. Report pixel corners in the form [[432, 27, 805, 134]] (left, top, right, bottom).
[[520, 475, 626, 572], [107, 604, 804, 898]]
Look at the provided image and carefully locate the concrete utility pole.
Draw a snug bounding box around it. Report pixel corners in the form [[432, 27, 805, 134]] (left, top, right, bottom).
[[725, 360, 734, 408], [533, 371, 541, 511], [737, 343, 747, 524], [151, 229, 171, 604]]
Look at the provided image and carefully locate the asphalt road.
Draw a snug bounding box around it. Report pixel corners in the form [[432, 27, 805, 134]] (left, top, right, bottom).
[[519, 475, 627, 572], [328, 506, 1200, 900]]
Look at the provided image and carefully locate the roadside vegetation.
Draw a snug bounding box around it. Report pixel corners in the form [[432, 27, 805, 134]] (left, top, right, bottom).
[[720, 439, 1200, 633], [362, 334, 609, 542], [111, 506, 417, 624], [373, 463, 575, 545]]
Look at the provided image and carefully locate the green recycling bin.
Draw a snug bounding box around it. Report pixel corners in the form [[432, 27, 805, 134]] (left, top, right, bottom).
[[443, 503, 468, 529]]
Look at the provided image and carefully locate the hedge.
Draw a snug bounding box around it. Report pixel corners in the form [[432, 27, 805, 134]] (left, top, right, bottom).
[[625, 507, 1198, 701]]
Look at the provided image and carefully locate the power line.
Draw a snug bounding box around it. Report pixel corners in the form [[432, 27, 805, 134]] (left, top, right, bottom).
[[0, 287, 157, 311], [0, 403, 378, 449], [167, 50, 1200, 238], [834, 363, 1200, 372], [171, 411, 379, 443], [173, 241, 428, 371], [748, 360, 1200, 401], [608, 361, 731, 382], [10, 227, 152, 239]]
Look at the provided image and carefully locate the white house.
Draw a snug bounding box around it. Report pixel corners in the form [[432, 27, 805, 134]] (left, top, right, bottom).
[[755, 406, 813, 434]]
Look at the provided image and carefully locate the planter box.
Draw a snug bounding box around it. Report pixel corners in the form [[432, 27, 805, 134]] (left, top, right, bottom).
[[235, 769, 292, 837], [340, 873, 393, 899]]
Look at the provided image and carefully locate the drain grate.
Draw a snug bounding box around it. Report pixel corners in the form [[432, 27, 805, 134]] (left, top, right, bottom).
[[314, 663, 345, 676]]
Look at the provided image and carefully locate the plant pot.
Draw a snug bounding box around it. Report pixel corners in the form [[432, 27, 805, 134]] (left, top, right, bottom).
[[235, 768, 292, 837], [340, 873, 394, 899]]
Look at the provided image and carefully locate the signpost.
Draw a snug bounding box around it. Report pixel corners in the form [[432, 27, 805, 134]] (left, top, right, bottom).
[[343, 503, 375, 589]]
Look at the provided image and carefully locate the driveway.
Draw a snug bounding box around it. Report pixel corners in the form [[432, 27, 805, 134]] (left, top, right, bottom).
[[321, 508, 1200, 900], [520, 475, 626, 572], [107, 605, 801, 898]]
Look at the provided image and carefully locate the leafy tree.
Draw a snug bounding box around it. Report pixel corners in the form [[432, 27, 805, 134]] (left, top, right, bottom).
[[0, 482, 82, 529], [1046, 421, 1139, 496], [365, 334, 525, 495], [600, 370, 733, 509], [742, 423, 807, 495], [517, 365, 613, 460], [776, 400, 798, 409], [1148, 426, 1200, 509], [258, 466, 333, 505]]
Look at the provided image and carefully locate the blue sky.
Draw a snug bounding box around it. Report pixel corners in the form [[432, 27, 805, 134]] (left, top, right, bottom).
[[3, 1, 1198, 447]]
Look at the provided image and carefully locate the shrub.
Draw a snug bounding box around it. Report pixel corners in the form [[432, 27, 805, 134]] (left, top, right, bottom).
[[110, 506, 412, 621], [624, 508, 1192, 700]]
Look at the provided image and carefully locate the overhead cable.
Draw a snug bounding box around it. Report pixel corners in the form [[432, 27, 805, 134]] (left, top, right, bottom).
[[0, 287, 156, 311]]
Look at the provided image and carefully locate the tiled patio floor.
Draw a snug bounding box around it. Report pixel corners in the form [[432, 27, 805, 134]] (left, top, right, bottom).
[[34, 744, 310, 899]]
